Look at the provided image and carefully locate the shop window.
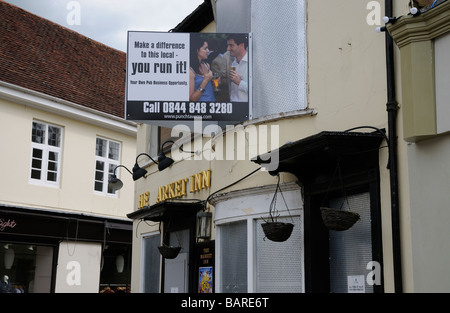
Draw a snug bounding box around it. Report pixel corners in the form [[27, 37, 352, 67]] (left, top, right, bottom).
[[94, 137, 121, 195], [0, 243, 54, 293], [30, 121, 63, 186], [99, 245, 131, 293], [142, 233, 161, 293]]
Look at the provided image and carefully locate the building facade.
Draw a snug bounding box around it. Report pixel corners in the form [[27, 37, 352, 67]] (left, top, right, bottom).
[[0, 2, 136, 293], [128, 0, 450, 293]]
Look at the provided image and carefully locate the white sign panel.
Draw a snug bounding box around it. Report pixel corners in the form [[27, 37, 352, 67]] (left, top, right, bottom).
[[347, 275, 365, 293], [126, 31, 251, 125]]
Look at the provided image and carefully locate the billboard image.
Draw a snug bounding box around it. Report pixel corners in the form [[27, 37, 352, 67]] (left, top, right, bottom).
[[126, 31, 251, 124]]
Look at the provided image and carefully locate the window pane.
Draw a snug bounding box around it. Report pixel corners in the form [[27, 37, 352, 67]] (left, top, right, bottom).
[[32, 158, 42, 169], [108, 141, 120, 160], [48, 151, 58, 161], [31, 169, 41, 179], [32, 148, 43, 159], [95, 170, 104, 181], [96, 138, 107, 157], [47, 126, 61, 147], [96, 160, 104, 171], [47, 171, 57, 182], [32, 122, 46, 144], [95, 181, 103, 192], [48, 161, 57, 172], [220, 221, 247, 292]]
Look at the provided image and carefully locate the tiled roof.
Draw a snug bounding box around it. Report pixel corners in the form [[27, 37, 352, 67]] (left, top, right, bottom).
[[0, 1, 126, 118]]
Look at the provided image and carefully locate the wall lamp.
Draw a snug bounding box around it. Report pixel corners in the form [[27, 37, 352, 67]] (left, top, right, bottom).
[[132, 153, 158, 181], [196, 211, 212, 239], [157, 140, 196, 171], [108, 165, 132, 192], [108, 140, 196, 191], [108, 154, 158, 192]]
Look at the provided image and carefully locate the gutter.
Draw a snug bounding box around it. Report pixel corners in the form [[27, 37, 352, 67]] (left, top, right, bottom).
[[384, 0, 403, 293], [0, 81, 137, 137]]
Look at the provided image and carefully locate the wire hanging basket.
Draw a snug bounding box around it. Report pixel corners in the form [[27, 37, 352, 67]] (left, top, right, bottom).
[[157, 220, 182, 259], [261, 174, 294, 242], [320, 207, 360, 231], [158, 244, 181, 259], [320, 161, 360, 231]]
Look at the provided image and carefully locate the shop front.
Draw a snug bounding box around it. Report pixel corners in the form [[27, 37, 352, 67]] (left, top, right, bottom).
[[254, 130, 385, 293], [128, 199, 209, 293], [0, 206, 132, 293], [129, 161, 306, 293]]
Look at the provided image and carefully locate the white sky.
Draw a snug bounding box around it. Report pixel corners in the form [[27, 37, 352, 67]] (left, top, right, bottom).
[[3, 0, 205, 51]]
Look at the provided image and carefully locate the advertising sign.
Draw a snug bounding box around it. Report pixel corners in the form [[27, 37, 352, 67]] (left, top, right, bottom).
[[126, 31, 251, 125]]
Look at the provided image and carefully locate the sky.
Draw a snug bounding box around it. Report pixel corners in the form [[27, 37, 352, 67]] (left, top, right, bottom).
[[3, 0, 205, 52]]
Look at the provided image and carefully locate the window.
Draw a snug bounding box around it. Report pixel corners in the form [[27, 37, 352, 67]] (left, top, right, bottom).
[[94, 137, 121, 195], [215, 185, 304, 293], [0, 243, 54, 293], [142, 233, 161, 293], [219, 221, 248, 293], [30, 121, 63, 186], [216, 0, 307, 118]]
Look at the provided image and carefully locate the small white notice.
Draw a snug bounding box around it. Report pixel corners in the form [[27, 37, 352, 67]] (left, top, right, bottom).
[[171, 287, 179, 293], [348, 275, 365, 293]]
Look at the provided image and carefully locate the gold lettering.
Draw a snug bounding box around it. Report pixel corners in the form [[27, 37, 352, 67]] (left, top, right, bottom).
[[200, 253, 213, 259], [138, 191, 150, 209], [190, 173, 203, 193], [157, 186, 162, 203], [202, 169, 211, 189], [162, 185, 169, 201], [156, 169, 211, 202], [181, 178, 188, 196], [168, 182, 176, 198]]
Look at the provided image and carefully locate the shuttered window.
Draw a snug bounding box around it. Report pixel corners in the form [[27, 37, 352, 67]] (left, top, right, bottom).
[[329, 192, 374, 293], [255, 216, 303, 292], [220, 221, 248, 293]]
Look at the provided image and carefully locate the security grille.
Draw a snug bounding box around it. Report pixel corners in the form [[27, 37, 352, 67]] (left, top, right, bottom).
[[329, 192, 374, 293], [251, 0, 307, 117], [220, 221, 248, 293], [255, 216, 303, 292], [142, 234, 161, 293]]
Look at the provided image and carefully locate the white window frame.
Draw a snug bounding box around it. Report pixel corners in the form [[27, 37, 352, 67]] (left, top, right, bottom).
[[29, 120, 63, 187], [94, 136, 121, 196], [140, 231, 162, 293], [214, 183, 304, 293]]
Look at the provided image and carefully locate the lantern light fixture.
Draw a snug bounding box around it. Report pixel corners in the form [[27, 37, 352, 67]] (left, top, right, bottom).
[[196, 211, 212, 239]]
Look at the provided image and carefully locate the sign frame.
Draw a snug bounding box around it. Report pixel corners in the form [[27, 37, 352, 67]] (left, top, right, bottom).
[[125, 31, 252, 126]]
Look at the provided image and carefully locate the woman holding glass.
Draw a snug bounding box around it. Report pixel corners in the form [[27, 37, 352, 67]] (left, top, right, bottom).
[[189, 36, 216, 102]]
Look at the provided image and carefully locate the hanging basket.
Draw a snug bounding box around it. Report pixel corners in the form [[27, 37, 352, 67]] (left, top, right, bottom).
[[158, 245, 181, 259], [261, 222, 294, 242], [320, 207, 360, 231]]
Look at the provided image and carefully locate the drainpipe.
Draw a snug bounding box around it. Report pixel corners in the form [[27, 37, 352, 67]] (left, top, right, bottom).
[[384, 0, 403, 293]]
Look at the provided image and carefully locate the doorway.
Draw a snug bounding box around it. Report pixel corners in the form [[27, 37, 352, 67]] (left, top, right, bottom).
[[163, 229, 190, 293]]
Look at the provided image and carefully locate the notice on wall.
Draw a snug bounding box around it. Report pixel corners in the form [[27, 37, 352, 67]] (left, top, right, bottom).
[[126, 31, 251, 125], [347, 275, 365, 293]]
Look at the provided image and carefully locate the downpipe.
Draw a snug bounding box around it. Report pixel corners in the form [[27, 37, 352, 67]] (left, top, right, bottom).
[[384, 0, 403, 293]]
